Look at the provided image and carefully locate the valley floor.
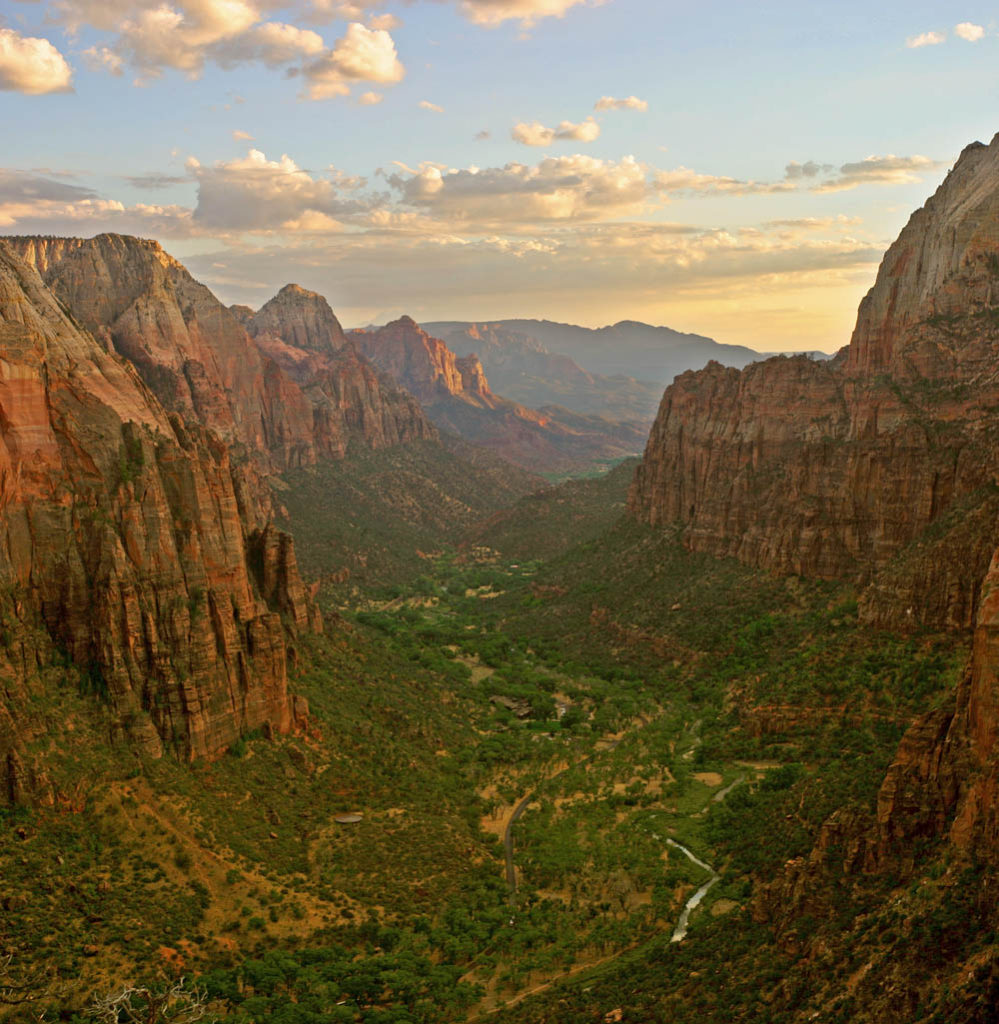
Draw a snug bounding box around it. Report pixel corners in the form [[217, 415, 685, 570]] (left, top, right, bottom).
[[2, 463, 992, 1024]]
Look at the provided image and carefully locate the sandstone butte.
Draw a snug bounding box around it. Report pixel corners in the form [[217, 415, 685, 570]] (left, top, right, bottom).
[[349, 315, 648, 472], [629, 133, 999, 883]]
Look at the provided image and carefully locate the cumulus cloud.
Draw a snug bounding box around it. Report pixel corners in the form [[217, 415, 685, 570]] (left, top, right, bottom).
[[358, 90, 383, 104], [654, 167, 794, 197], [907, 30, 946, 48], [300, 23, 404, 99], [390, 153, 649, 225], [187, 147, 374, 231], [0, 27, 74, 94], [511, 116, 600, 146], [955, 22, 985, 41], [69, 2, 404, 100], [811, 154, 942, 192], [419, 99, 444, 112], [594, 95, 647, 112], [232, 129, 254, 140]]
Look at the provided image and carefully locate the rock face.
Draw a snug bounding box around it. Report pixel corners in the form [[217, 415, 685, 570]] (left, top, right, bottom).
[[351, 317, 648, 474], [629, 137, 999, 631], [10, 235, 318, 472], [630, 133, 999, 941], [247, 283, 347, 357], [246, 292, 438, 454], [9, 238, 437, 468], [0, 242, 316, 786], [425, 320, 666, 422]]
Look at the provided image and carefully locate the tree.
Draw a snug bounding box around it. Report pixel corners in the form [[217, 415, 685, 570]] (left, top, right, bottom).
[[88, 979, 214, 1024]]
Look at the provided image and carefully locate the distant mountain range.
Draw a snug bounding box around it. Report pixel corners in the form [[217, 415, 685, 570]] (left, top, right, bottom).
[[423, 318, 822, 387]]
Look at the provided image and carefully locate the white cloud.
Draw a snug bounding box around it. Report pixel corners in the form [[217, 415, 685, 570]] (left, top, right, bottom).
[[654, 167, 794, 197], [82, 46, 124, 76], [812, 154, 942, 192], [0, 27, 74, 94], [391, 153, 649, 225], [955, 21, 985, 41], [594, 94, 647, 112], [301, 23, 404, 99], [188, 147, 372, 231], [458, 0, 600, 26], [512, 116, 600, 146], [358, 90, 383, 104], [906, 30, 946, 48], [232, 129, 254, 140], [419, 99, 444, 112], [368, 13, 400, 29]]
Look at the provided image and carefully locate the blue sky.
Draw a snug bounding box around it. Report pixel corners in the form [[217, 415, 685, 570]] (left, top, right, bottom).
[[1, 0, 998, 351]]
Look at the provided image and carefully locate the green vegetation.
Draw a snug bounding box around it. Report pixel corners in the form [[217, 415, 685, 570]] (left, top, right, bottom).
[[1, 457, 985, 1024]]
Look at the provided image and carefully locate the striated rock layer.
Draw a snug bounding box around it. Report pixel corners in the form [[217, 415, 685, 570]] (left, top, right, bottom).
[[351, 317, 648, 473], [8, 238, 436, 472], [0, 241, 316, 790], [629, 135, 999, 632]]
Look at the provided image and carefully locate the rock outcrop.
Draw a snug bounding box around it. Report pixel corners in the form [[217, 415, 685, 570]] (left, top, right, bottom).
[[9, 238, 438, 470], [351, 317, 647, 473], [247, 283, 347, 357], [629, 136, 999, 631], [0, 240, 317, 784], [425, 320, 664, 422], [9, 235, 319, 472]]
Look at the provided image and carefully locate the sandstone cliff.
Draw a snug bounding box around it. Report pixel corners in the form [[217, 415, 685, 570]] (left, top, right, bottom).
[[630, 136, 999, 632], [9, 234, 319, 472], [9, 238, 438, 470], [0, 241, 316, 794], [351, 317, 647, 474]]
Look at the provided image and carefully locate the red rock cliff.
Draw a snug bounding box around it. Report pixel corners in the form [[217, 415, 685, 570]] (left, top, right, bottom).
[[629, 135, 999, 629], [0, 241, 314, 789]]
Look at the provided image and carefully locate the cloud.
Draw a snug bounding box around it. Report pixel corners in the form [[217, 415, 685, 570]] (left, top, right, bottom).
[[458, 0, 601, 26], [0, 27, 74, 94], [594, 95, 647, 112], [368, 13, 400, 29], [419, 99, 444, 112], [784, 160, 834, 179], [69, 3, 403, 101], [300, 23, 404, 99], [358, 90, 383, 104], [654, 167, 794, 197], [390, 153, 649, 225], [511, 116, 600, 146], [232, 129, 254, 140], [906, 30, 946, 48], [811, 154, 942, 192], [475, 129, 491, 140], [955, 22, 985, 42], [124, 173, 188, 189], [187, 147, 374, 231]]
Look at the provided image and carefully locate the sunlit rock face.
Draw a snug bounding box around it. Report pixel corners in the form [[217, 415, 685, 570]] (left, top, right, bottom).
[[632, 133, 999, 878], [630, 134, 999, 632], [0, 241, 317, 791]]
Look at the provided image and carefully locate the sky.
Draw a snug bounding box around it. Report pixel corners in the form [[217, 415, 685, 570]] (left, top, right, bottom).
[[1, 1, 998, 352]]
